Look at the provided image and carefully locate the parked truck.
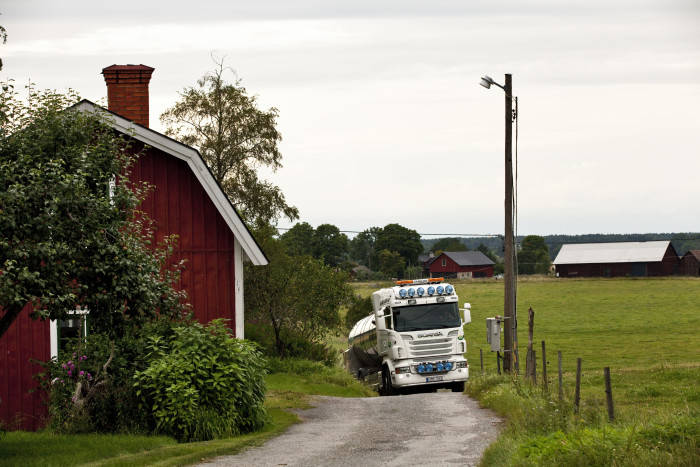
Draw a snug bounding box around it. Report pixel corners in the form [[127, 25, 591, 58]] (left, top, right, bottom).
[[344, 278, 471, 395]]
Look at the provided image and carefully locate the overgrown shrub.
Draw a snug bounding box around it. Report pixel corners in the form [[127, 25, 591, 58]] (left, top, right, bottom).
[[133, 319, 267, 442], [35, 328, 154, 434], [344, 294, 373, 330], [245, 321, 338, 366]]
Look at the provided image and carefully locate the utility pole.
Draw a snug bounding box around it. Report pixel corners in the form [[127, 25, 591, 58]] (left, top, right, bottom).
[[503, 74, 517, 373], [479, 72, 519, 373]]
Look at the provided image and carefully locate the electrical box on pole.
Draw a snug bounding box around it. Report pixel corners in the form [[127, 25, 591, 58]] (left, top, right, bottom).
[[486, 317, 502, 352]]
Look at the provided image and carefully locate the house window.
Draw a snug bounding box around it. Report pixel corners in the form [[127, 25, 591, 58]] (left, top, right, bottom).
[[51, 308, 89, 360], [442, 259, 447, 267]]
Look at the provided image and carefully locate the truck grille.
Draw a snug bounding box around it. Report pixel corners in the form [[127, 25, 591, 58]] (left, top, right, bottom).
[[408, 338, 452, 358]]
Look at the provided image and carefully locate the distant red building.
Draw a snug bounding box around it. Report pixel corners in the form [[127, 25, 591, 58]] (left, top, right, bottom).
[[424, 251, 495, 279], [553, 241, 679, 278], [680, 250, 700, 276], [0, 65, 267, 430]]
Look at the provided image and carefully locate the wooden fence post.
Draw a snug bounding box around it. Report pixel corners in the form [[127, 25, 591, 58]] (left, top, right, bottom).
[[480, 348, 484, 374], [526, 307, 535, 381], [558, 351, 563, 402], [574, 358, 582, 414], [541, 340, 548, 391], [604, 367, 615, 422], [497, 351, 501, 375]]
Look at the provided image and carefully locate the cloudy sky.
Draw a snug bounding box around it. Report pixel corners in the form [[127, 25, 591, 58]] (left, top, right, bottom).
[[2, 0, 699, 238]]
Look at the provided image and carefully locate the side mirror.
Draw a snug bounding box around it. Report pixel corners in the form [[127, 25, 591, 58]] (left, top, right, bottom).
[[461, 303, 472, 325]]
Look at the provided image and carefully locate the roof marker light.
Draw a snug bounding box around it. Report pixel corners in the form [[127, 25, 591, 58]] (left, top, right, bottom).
[[445, 285, 454, 294], [427, 286, 435, 296], [399, 288, 407, 298], [417, 287, 425, 297], [408, 288, 415, 297], [437, 285, 445, 295]]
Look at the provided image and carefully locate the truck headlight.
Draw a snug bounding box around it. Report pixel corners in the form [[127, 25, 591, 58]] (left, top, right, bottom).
[[455, 361, 467, 369], [395, 366, 411, 374]]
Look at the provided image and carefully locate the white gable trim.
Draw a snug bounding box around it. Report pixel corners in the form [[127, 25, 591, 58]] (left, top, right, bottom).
[[74, 101, 267, 266]]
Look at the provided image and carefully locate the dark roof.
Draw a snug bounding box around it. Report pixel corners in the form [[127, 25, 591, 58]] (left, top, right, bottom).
[[431, 251, 495, 267]]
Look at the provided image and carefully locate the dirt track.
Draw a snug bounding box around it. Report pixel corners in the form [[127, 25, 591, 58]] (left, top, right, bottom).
[[202, 391, 502, 466]]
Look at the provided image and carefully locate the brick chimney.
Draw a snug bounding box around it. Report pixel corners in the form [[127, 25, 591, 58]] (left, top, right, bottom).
[[101, 64, 155, 127]]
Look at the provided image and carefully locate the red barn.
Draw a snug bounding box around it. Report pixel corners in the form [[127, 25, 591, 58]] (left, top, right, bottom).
[[553, 241, 679, 278], [680, 250, 700, 276], [0, 64, 267, 430], [424, 251, 495, 279]]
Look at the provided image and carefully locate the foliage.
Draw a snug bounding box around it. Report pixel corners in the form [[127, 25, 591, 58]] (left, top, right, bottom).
[[34, 322, 175, 435], [348, 227, 380, 268], [372, 224, 423, 271], [280, 222, 349, 267], [344, 294, 373, 330], [160, 56, 298, 226], [518, 235, 552, 275], [376, 249, 405, 277], [0, 23, 5, 71], [430, 237, 468, 252], [245, 225, 353, 359], [134, 319, 267, 442], [0, 83, 187, 340], [245, 322, 339, 366], [280, 221, 314, 256]]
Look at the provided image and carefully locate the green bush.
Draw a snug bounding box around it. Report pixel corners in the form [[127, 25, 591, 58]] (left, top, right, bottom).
[[245, 321, 338, 366], [35, 331, 151, 435], [134, 319, 267, 442], [344, 294, 373, 330]]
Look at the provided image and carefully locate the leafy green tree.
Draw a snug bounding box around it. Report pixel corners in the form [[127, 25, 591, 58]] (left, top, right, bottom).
[[349, 227, 380, 269], [312, 223, 348, 267], [0, 84, 187, 340], [244, 226, 352, 358], [345, 294, 373, 330], [160, 57, 298, 226], [518, 235, 552, 275], [280, 222, 315, 257], [372, 224, 423, 275], [377, 249, 405, 278], [431, 237, 468, 252]]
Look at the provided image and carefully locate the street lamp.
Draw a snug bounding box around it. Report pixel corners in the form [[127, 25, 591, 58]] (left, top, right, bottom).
[[480, 73, 518, 374]]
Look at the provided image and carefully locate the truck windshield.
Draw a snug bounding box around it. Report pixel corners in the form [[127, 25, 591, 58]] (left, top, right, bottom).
[[392, 302, 461, 332]]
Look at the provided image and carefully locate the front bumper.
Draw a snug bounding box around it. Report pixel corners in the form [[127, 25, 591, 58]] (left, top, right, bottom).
[[391, 365, 469, 388]]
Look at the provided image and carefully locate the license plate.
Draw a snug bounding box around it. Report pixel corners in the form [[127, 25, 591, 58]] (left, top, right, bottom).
[[426, 376, 443, 382]]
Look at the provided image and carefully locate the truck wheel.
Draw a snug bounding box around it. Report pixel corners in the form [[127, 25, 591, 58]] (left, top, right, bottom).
[[381, 368, 396, 396], [451, 381, 465, 393]]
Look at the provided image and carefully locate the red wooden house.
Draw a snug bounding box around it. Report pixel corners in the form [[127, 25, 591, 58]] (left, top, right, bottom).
[[0, 64, 267, 430], [424, 251, 495, 279]]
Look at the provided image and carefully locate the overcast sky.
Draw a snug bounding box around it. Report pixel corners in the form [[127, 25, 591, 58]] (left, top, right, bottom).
[[2, 0, 699, 238]]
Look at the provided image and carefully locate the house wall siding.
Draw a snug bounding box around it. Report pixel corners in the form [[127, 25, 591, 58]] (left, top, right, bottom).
[[130, 144, 238, 327], [0, 310, 50, 431]]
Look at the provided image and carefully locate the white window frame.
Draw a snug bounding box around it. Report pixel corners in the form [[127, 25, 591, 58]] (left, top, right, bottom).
[[50, 307, 89, 360]]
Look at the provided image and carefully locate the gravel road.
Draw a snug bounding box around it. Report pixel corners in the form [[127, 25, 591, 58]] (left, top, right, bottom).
[[202, 391, 502, 466]]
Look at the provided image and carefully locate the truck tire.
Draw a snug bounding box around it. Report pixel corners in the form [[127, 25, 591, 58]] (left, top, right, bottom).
[[381, 368, 396, 396], [451, 381, 465, 393]]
